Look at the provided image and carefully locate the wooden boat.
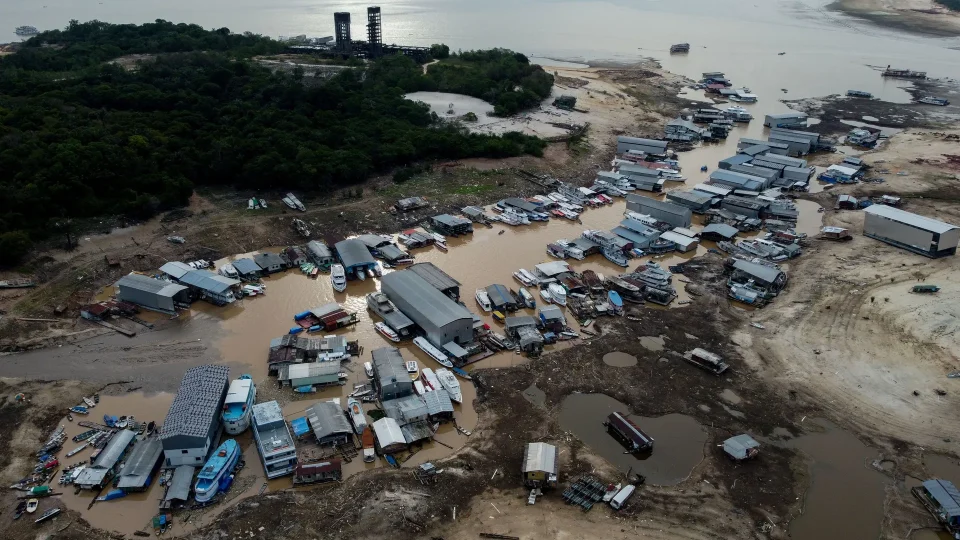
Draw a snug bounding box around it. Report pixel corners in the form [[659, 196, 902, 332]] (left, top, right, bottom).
[[361, 427, 376, 463], [375, 322, 400, 343], [414, 337, 453, 368], [34, 507, 60, 524], [82, 397, 95, 408], [406, 360, 420, 380], [14, 500, 26, 520], [65, 443, 89, 457], [26, 499, 38, 514]]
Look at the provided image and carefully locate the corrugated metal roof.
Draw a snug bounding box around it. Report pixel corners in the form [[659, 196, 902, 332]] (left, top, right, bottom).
[[379, 244, 407, 261], [422, 389, 454, 415], [617, 136, 668, 150], [116, 436, 163, 489], [372, 347, 409, 390], [442, 341, 469, 358], [739, 138, 789, 150], [357, 234, 391, 248], [539, 305, 564, 321], [505, 315, 537, 330], [702, 223, 738, 238], [177, 270, 239, 294], [755, 153, 807, 168], [924, 479, 960, 519], [383, 395, 428, 424], [667, 190, 713, 205], [659, 231, 698, 247], [534, 261, 572, 277], [232, 258, 261, 274], [626, 194, 691, 217], [306, 241, 332, 259], [335, 239, 376, 268], [163, 465, 195, 502], [254, 252, 286, 268], [408, 262, 460, 291], [372, 417, 406, 447], [523, 442, 558, 474], [160, 261, 194, 280], [116, 274, 188, 298], [723, 434, 760, 459], [161, 365, 230, 442], [719, 154, 753, 167], [381, 271, 472, 330], [94, 429, 137, 469], [432, 214, 471, 227], [284, 362, 340, 384], [307, 401, 352, 440], [864, 205, 958, 234], [732, 259, 784, 283], [692, 183, 732, 197]]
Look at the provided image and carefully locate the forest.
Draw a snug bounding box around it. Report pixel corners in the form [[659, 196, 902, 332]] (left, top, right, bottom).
[[0, 21, 553, 264]]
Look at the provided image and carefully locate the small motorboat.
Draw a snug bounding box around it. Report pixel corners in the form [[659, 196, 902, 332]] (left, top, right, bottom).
[[475, 289, 493, 312], [364, 362, 374, 378], [347, 398, 367, 434], [540, 288, 553, 304], [14, 500, 26, 520], [68, 406, 88, 415], [452, 366, 473, 380], [356, 268, 366, 281], [117, 416, 128, 429], [331, 264, 347, 292], [375, 322, 400, 343], [66, 413, 73, 422], [406, 360, 420, 380], [82, 397, 95, 408], [700, 165, 708, 172], [34, 507, 60, 524], [602, 483, 622, 502], [436, 241, 448, 252], [26, 499, 39, 514]]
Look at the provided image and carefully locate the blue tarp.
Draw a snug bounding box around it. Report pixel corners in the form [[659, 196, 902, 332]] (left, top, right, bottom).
[[291, 417, 310, 437]]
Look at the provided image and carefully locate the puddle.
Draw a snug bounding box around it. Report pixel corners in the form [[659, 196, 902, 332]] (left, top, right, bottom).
[[786, 419, 888, 540], [558, 393, 706, 485], [602, 351, 638, 367], [923, 453, 960, 485], [638, 335, 665, 352], [719, 389, 742, 404], [522, 383, 546, 407]]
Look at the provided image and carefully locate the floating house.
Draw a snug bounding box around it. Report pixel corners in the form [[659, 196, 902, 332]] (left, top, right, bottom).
[[659, 230, 699, 253], [160, 262, 242, 305], [701, 223, 739, 242], [538, 305, 566, 332], [116, 435, 163, 492], [160, 364, 230, 467], [709, 170, 767, 192], [422, 390, 454, 421], [486, 284, 519, 312], [718, 154, 753, 170], [283, 246, 309, 266], [664, 118, 707, 141], [74, 430, 137, 489], [504, 315, 544, 355], [616, 136, 668, 156], [820, 164, 861, 184], [625, 194, 692, 228], [372, 417, 407, 454], [160, 465, 195, 510], [251, 401, 297, 479], [116, 274, 189, 315], [430, 214, 473, 236], [728, 259, 788, 295], [738, 138, 789, 156], [357, 234, 393, 255], [306, 241, 335, 266], [293, 460, 342, 485], [763, 112, 808, 128], [381, 270, 473, 348], [408, 262, 461, 300], [232, 258, 263, 280], [666, 190, 714, 214], [863, 205, 960, 258], [612, 219, 663, 250], [915, 479, 960, 533], [335, 239, 379, 278], [721, 196, 768, 219], [306, 401, 353, 446], [278, 362, 341, 388], [253, 252, 287, 274], [372, 347, 414, 401], [604, 412, 653, 453], [522, 442, 559, 488], [367, 292, 416, 338]]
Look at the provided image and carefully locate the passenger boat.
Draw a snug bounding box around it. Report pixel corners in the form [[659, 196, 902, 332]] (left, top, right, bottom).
[[475, 289, 493, 312], [375, 322, 400, 343], [406, 360, 420, 380], [501, 207, 530, 225], [421, 368, 442, 392], [435, 368, 463, 404], [26, 499, 38, 514], [330, 264, 347, 292], [414, 380, 427, 395], [347, 398, 367, 434], [194, 439, 240, 503], [364, 362, 374, 377], [414, 337, 453, 368], [603, 248, 630, 268], [222, 375, 256, 435], [518, 287, 536, 308], [548, 283, 567, 306], [34, 507, 60, 524]]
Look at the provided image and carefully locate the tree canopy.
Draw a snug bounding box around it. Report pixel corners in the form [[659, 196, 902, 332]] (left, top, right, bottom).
[[0, 21, 550, 264]]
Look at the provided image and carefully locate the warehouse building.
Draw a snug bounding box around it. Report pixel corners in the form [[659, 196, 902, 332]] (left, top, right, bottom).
[[251, 401, 297, 479], [721, 196, 769, 219], [372, 346, 414, 401], [173, 268, 242, 305], [381, 270, 473, 347], [767, 132, 812, 156], [738, 138, 789, 156], [708, 170, 766, 192], [160, 364, 230, 467], [408, 262, 461, 300], [740, 144, 772, 157], [753, 153, 808, 169], [278, 362, 341, 388], [701, 223, 739, 242], [357, 234, 393, 253], [666, 190, 714, 213], [377, 244, 410, 264], [612, 218, 662, 250], [430, 214, 473, 236], [503, 197, 539, 213], [335, 239, 378, 278], [863, 205, 960, 258], [75, 430, 138, 489], [692, 183, 732, 199], [659, 230, 699, 253], [625, 194, 692, 228], [305, 241, 335, 266], [617, 136, 668, 156], [763, 112, 808, 128], [729, 164, 779, 185], [116, 274, 189, 315], [718, 154, 753, 170], [306, 401, 353, 446], [116, 435, 163, 492]]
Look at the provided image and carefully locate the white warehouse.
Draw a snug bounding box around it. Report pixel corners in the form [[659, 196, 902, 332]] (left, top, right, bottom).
[[863, 205, 959, 258]]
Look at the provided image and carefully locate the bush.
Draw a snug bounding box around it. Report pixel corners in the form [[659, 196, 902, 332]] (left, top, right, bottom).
[[0, 231, 31, 266]]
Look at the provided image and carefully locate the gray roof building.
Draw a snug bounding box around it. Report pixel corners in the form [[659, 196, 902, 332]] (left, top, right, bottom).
[[738, 138, 789, 155], [335, 239, 377, 272], [921, 479, 960, 527], [769, 127, 820, 144], [177, 270, 240, 298], [383, 394, 429, 425], [232, 258, 262, 277], [161, 465, 195, 508], [160, 364, 230, 466], [306, 241, 335, 264], [625, 194, 693, 228], [381, 270, 473, 348], [252, 401, 297, 479], [116, 274, 189, 314], [503, 198, 539, 213], [731, 259, 787, 290], [666, 190, 714, 213], [307, 401, 353, 445], [159, 261, 194, 280], [74, 429, 137, 488], [730, 164, 779, 183], [372, 347, 414, 401], [721, 196, 769, 219], [617, 136, 668, 155], [408, 262, 461, 299], [718, 154, 753, 169], [279, 362, 341, 387], [254, 252, 287, 273], [378, 244, 408, 262], [722, 434, 760, 460], [754, 153, 807, 168], [357, 234, 392, 249], [740, 144, 772, 157], [701, 223, 739, 241], [708, 170, 766, 192], [863, 205, 960, 258], [422, 389, 454, 418], [116, 436, 163, 491]]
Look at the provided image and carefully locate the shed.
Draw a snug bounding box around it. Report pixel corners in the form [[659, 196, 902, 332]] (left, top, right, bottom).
[[306, 241, 335, 266], [659, 231, 699, 252], [161, 465, 195, 509], [863, 205, 960, 258], [382, 394, 429, 425], [625, 194, 692, 228], [160, 364, 230, 467], [739, 138, 789, 155], [281, 362, 341, 387], [378, 244, 409, 263], [307, 401, 353, 446], [485, 284, 518, 311], [763, 112, 808, 128], [74, 429, 138, 489], [692, 183, 732, 198], [422, 390, 454, 420], [408, 262, 461, 300], [232, 258, 262, 278], [730, 164, 779, 184], [522, 442, 559, 488], [730, 260, 787, 293], [754, 153, 807, 168], [701, 223, 739, 242], [372, 347, 414, 401], [503, 197, 539, 213], [372, 417, 407, 453], [767, 133, 812, 156], [116, 274, 189, 314], [837, 194, 859, 210], [116, 436, 163, 491], [721, 196, 768, 219], [335, 239, 378, 275], [254, 252, 287, 274], [293, 460, 342, 485], [159, 261, 194, 280], [357, 234, 392, 250], [709, 169, 767, 191], [381, 271, 473, 348], [534, 261, 572, 279], [723, 434, 760, 461]]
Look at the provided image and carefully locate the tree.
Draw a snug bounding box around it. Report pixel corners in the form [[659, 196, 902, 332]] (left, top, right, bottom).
[[0, 231, 31, 265]]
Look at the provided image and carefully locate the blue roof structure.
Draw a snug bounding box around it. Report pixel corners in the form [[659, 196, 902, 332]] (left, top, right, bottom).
[[291, 417, 310, 437]]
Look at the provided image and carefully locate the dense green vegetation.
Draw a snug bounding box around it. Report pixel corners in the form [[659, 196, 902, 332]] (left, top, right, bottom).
[[0, 21, 551, 264]]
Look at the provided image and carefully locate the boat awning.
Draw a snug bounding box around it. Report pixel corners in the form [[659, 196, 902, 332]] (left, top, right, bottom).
[[442, 341, 469, 358], [290, 417, 311, 437]]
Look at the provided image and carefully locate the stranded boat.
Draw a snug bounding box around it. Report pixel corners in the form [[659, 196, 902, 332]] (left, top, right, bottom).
[[421, 368, 442, 392], [414, 337, 453, 368], [435, 368, 463, 403], [222, 375, 256, 435], [347, 398, 367, 434], [34, 507, 60, 524], [375, 322, 400, 342], [475, 289, 493, 312], [364, 362, 374, 377], [194, 439, 240, 503], [330, 264, 347, 292]]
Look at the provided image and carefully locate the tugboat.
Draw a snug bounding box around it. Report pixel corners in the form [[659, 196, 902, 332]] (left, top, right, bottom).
[[222, 375, 256, 435], [330, 264, 347, 292], [194, 439, 240, 503]]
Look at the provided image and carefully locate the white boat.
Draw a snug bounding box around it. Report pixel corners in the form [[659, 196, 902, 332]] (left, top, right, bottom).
[[364, 362, 373, 377], [435, 241, 448, 252], [414, 380, 427, 395], [82, 397, 95, 408], [421, 368, 442, 392], [222, 375, 256, 435], [331, 264, 347, 292], [286, 192, 306, 211], [519, 269, 539, 285], [347, 398, 367, 434], [518, 287, 536, 308], [435, 368, 463, 404], [475, 289, 493, 312], [501, 207, 530, 225], [356, 268, 366, 281], [548, 283, 567, 306], [282, 197, 296, 210], [406, 360, 420, 380], [375, 322, 400, 342], [540, 288, 554, 304], [414, 337, 453, 368]]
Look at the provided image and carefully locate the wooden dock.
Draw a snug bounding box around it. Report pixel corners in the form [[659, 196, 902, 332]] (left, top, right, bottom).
[[93, 319, 136, 337]]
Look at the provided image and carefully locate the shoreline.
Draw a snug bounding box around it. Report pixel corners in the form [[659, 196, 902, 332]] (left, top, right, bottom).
[[829, 0, 960, 36]]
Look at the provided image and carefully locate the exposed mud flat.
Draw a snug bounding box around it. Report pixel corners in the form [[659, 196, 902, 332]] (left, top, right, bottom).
[[602, 351, 638, 367]]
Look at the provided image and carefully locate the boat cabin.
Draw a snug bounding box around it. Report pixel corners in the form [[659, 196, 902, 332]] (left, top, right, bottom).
[[604, 412, 653, 453], [293, 460, 342, 485]]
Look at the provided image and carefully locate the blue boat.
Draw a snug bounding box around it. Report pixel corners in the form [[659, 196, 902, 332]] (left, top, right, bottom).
[[103, 415, 118, 427], [69, 405, 88, 415], [608, 290, 623, 309], [194, 439, 240, 503], [293, 310, 312, 321], [221, 375, 256, 435], [451, 367, 473, 380], [289, 326, 303, 335], [96, 489, 126, 502]]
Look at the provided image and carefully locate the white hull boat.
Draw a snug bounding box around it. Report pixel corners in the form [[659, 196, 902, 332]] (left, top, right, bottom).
[[414, 380, 427, 395], [406, 360, 420, 380], [414, 337, 453, 367], [548, 283, 567, 306], [331, 264, 347, 292], [375, 322, 400, 342], [421, 368, 442, 392], [356, 268, 366, 281], [364, 362, 373, 377], [540, 288, 553, 304], [435, 368, 463, 403], [518, 287, 536, 308], [475, 289, 493, 311], [347, 398, 367, 434]]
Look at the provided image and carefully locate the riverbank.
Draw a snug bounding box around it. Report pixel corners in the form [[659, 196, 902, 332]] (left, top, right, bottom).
[[830, 0, 960, 36]]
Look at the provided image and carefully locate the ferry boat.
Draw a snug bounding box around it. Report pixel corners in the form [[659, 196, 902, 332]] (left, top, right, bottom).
[[414, 337, 453, 367], [548, 283, 567, 306], [222, 375, 256, 435], [518, 287, 536, 308], [347, 398, 367, 434], [435, 368, 463, 403], [421, 367, 442, 392], [194, 439, 240, 503], [406, 360, 420, 380], [475, 289, 493, 312], [375, 321, 400, 342], [330, 264, 347, 292]]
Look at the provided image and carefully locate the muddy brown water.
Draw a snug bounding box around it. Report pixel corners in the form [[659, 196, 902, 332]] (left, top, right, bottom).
[[602, 351, 638, 367], [923, 453, 960, 486], [637, 335, 665, 352], [558, 393, 706, 485]]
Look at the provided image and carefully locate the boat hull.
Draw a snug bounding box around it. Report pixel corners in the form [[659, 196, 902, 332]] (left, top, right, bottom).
[[194, 440, 240, 503]]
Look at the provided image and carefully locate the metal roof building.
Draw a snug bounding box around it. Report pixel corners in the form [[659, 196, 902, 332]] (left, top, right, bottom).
[[160, 364, 230, 467], [486, 284, 518, 311], [306, 241, 335, 265], [921, 480, 960, 528], [533, 261, 572, 279], [335, 239, 377, 274], [738, 138, 789, 155], [254, 252, 286, 274], [730, 260, 787, 292], [160, 261, 194, 280], [372, 347, 414, 401], [659, 231, 699, 252], [730, 164, 779, 183], [503, 197, 539, 213], [381, 270, 473, 348], [408, 262, 461, 300], [701, 223, 739, 242], [252, 401, 297, 479], [763, 112, 809, 128], [232, 258, 262, 277], [307, 401, 353, 446], [625, 194, 692, 228], [863, 205, 960, 258], [721, 195, 769, 218], [740, 144, 772, 157], [617, 136, 668, 155], [522, 442, 559, 488], [723, 434, 760, 460], [430, 214, 473, 235], [613, 221, 662, 249], [176, 270, 241, 304], [666, 190, 714, 213], [767, 133, 813, 156], [754, 153, 808, 169], [422, 389, 454, 419], [692, 183, 732, 198], [279, 362, 341, 388], [161, 465, 195, 509], [769, 127, 820, 144], [357, 234, 392, 250], [383, 394, 429, 425], [619, 163, 662, 178], [372, 417, 407, 453], [116, 435, 163, 491], [708, 170, 766, 192], [378, 244, 409, 263], [718, 154, 753, 170], [74, 429, 137, 489], [116, 274, 189, 314]]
